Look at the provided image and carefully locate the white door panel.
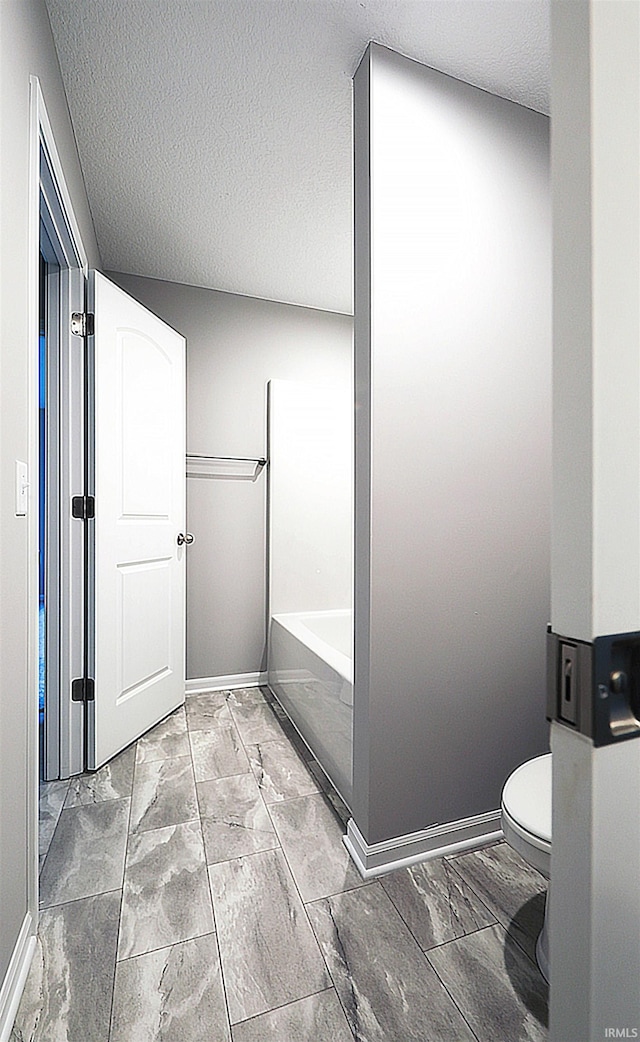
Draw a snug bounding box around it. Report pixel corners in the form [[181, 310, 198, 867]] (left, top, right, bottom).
[[88, 271, 186, 769]]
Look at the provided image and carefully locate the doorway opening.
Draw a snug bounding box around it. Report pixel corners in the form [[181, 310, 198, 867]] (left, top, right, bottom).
[[38, 136, 88, 786], [38, 232, 63, 782]]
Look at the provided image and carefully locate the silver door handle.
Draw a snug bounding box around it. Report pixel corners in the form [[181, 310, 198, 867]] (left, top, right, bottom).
[[177, 532, 195, 546]]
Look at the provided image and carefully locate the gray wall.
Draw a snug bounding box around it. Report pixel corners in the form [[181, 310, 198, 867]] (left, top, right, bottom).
[[107, 274, 352, 681], [353, 45, 551, 845], [0, 0, 100, 994]]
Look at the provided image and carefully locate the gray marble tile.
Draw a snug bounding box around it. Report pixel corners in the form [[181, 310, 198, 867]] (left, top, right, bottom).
[[135, 706, 189, 763], [186, 691, 233, 731], [209, 848, 330, 1024], [135, 730, 190, 762], [307, 762, 351, 825], [38, 779, 70, 856], [189, 723, 250, 782], [307, 883, 476, 1042], [226, 686, 274, 708], [380, 856, 496, 950], [247, 739, 320, 803], [39, 798, 129, 907], [10, 891, 120, 1042], [118, 819, 214, 960], [450, 842, 547, 962], [228, 699, 288, 745], [130, 755, 198, 833], [65, 745, 135, 807], [231, 989, 353, 1042], [197, 774, 278, 864], [110, 932, 230, 1042], [268, 793, 364, 902], [269, 699, 309, 746], [427, 924, 548, 1042]]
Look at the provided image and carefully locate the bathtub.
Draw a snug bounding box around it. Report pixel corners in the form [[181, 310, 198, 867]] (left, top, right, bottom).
[[268, 609, 353, 807]]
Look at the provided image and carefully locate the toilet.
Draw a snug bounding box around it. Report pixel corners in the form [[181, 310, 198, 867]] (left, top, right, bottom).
[[500, 752, 552, 983]]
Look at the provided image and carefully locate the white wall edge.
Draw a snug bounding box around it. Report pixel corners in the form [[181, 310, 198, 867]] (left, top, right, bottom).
[[185, 672, 267, 695], [343, 812, 503, 879], [0, 913, 36, 1042], [27, 71, 42, 976]]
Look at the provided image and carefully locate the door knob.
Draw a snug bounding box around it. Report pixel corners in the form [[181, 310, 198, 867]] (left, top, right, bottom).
[[177, 532, 195, 546]]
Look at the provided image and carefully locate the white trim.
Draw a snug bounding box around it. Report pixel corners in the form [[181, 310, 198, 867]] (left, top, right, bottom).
[[25, 74, 89, 952], [185, 672, 268, 695], [343, 812, 503, 879], [31, 78, 88, 274], [0, 913, 36, 1042]]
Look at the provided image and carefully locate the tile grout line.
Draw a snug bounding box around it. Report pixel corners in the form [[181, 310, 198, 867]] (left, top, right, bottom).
[[106, 744, 137, 1042], [423, 938, 484, 1042], [424, 918, 549, 1040], [446, 854, 548, 978], [219, 689, 357, 1037], [299, 891, 358, 1042], [229, 985, 353, 1035], [212, 689, 294, 1035], [302, 854, 502, 1042], [35, 885, 125, 914], [111, 928, 219, 966], [187, 692, 235, 1042], [383, 875, 489, 1037], [252, 711, 360, 1036], [38, 798, 131, 915], [380, 854, 502, 955], [37, 777, 70, 876], [115, 702, 234, 1037], [308, 889, 381, 1042]]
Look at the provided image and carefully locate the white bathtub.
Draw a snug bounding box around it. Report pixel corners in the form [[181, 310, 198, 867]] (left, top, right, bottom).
[[268, 609, 353, 807]]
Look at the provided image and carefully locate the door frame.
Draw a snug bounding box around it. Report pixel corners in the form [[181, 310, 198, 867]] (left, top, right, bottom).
[[38, 225, 63, 782], [28, 76, 88, 915]]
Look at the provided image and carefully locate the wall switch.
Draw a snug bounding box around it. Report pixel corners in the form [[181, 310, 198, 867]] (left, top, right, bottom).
[[15, 460, 29, 516], [560, 642, 578, 725]]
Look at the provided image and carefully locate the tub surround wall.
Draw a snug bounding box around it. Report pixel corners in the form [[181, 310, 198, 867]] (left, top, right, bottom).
[[353, 45, 551, 855], [267, 379, 353, 802], [268, 380, 352, 617], [107, 275, 352, 686]]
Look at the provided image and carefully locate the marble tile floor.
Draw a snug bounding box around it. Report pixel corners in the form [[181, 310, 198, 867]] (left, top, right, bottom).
[[13, 686, 548, 1042]]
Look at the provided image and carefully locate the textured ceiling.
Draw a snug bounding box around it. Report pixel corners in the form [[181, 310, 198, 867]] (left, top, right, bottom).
[[45, 0, 550, 314]]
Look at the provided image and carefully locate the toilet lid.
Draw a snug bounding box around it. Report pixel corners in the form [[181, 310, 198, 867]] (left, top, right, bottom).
[[501, 753, 552, 845]]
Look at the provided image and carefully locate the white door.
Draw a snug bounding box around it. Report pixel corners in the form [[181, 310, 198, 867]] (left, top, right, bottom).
[[87, 271, 186, 769]]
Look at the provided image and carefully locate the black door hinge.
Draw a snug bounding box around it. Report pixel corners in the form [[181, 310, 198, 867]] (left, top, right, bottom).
[[71, 678, 95, 703], [70, 312, 95, 337], [71, 495, 95, 520]]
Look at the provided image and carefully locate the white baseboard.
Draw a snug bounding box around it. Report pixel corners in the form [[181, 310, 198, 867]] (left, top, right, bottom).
[[185, 672, 267, 695], [343, 811, 503, 879], [0, 913, 36, 1042]]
